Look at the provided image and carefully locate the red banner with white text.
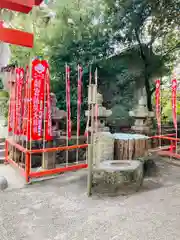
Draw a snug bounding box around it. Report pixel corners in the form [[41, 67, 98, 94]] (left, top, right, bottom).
[[31, 59, 48, 140], [14, 68, 24, 135], [22, 66, 30, 138], [45, 66, 53, 141]]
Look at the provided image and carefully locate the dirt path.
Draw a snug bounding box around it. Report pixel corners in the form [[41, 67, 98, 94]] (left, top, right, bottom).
[[0, 159, 180, 240]]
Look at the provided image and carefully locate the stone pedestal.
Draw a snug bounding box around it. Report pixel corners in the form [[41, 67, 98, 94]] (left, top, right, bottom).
[[42, 152, 56, 169], [42, 141, 56, 169], [93, 132, 114, 166]]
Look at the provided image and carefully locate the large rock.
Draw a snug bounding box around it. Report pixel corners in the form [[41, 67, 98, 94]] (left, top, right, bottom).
[[92, 160, 143, 195], [0, 176, 8, 191]]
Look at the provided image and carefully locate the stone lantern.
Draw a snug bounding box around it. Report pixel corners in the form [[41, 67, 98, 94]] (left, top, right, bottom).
[[129, 95, 154, 135], [85, 92, 112, 133], [50, 92, 66, 137], [85, 92, 114, 167]]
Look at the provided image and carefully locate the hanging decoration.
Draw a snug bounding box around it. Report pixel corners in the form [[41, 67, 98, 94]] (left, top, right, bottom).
[[155, 79, 161, 130], [171, 78, 177, 130], [8, 86, 14, 133], [31, 59, 48, 140], [22, 66, 30, 138], [77, 65, 82, 137], [45, 66, 53, 141], [14, 67, 24, 135], [66, 65, 72, 140], [84, 67, 92, 137]]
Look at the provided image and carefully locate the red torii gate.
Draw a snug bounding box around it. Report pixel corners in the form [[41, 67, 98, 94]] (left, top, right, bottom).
[[1, 0, 88, 184], [0, 0, 43, 13], [0, 0, 43, 47]]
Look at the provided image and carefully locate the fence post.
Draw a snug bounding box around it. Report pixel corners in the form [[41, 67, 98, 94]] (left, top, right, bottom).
[[25, 152, 30, 183], [5, 139, 8, 164]]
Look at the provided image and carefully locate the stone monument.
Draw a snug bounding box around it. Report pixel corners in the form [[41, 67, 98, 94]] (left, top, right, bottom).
[[129, 94, 154, 135], [50, 92, 66, 138], [0, 176, 8, 191], [42, 93, 66, 170]]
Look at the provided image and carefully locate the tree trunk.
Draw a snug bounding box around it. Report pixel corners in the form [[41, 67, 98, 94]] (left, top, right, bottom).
[[134, 29, 153, 112], [144, 69, 153, 111]]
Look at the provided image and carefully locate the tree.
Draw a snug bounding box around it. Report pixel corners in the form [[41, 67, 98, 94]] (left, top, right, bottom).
[[44, 0, 113, 128], [103, 0, 180, 111]]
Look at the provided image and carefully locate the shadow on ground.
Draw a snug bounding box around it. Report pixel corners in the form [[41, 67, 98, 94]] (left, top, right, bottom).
[[30, 157, 180, 198], [1, 156, 180, 198], [69, 158, 180, 197]]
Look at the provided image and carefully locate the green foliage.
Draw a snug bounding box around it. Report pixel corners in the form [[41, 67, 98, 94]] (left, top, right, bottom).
[[0, 79, 3, 90], [160, 90, 180, 123], [103, 0, 180, 110], [43, 0, 113, 129], [0, 100, 8, 120], [7, 0, 180, 128], [46, 0, 180, 125]]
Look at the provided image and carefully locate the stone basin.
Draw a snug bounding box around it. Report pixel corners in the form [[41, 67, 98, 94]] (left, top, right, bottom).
[[96, 160, 141, 172], [93, 160, 144, 195]]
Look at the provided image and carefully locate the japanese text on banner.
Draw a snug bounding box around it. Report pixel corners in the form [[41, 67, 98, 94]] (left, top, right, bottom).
[[22, 66, 30, 138], [45, 66, 53, 141], [14, 68, 24, 135], [31, 59, 48, 140]]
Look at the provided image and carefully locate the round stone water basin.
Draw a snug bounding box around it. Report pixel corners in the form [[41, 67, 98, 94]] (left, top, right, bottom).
[[110, 162, 131, 166], [96, 160, 142, 172], [93, 160, 144, 195]]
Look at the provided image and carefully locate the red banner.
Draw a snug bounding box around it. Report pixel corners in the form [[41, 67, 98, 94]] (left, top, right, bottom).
[[22, 66, 30, 138], [155, 79, 161, 128], [31, 59, 48, 140], [66, 65, 71, 140], [8, 69, 17, 133], [14, 68, 24, 135], [172, 78, 177, 130], [45, 66, 53, 141], [77, 65, 82, 136], [8, 89, 14, 133]]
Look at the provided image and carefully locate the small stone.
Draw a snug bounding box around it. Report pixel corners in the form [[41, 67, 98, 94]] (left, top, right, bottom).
[[0, 176, 8, 191]]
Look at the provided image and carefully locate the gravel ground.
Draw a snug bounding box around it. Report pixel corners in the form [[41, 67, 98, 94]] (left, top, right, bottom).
[[1, 160, 180, 240]]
